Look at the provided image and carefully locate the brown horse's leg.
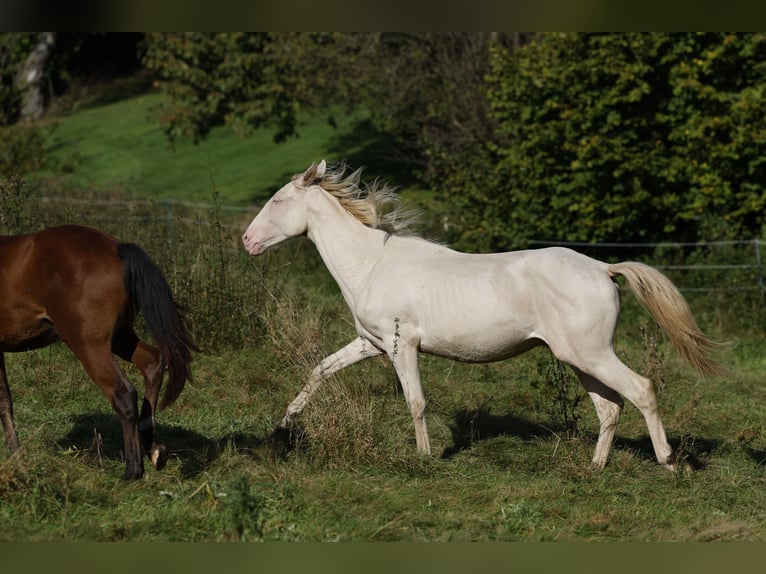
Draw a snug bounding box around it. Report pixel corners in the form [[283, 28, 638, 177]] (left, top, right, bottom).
[[0, 353, 21, 453], [113, 329, 168, 470], [65, 338, 144, 480]]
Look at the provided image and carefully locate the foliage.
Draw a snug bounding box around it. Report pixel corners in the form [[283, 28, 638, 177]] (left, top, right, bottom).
[[0, 124, 48, 176], [535, 352, 584, 436], [142, 33, 341, 145], [440, 33, 766, 251], [1, 33, 143, 126], [0, 175, 42, 233], [140, 33, 524, 185], [0, 33, 37, 125], [338, 33, 517, 178]]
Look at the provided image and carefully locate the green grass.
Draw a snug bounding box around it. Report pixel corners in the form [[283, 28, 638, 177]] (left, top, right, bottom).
[[2, 91, 766, 542], [40, 92, 385, 206], [2, 304, 765, 542]]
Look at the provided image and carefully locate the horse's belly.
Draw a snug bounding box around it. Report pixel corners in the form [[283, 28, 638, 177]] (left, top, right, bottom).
[[418, 323, 538, 363], [0, 323, 59, 352]]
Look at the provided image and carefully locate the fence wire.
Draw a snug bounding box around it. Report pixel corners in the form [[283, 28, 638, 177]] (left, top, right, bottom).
[[529, 238, 766, 296], [36, 196, 766, 296]]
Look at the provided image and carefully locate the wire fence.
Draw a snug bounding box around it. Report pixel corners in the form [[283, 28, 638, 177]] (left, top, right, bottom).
[[529, 238, 766, 296], [37, 195, 766, 297], [40, 196, 253, 232]]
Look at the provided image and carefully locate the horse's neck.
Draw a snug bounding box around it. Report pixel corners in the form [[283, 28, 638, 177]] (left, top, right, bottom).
[[306, 194, 384, 305]]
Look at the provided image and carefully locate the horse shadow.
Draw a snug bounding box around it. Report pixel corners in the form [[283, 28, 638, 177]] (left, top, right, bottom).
[[441, 406, 721, 470], [61, 410, 728, 475], [59, 412, 272, 478], [611, 435, 721, 470], [740, 445, 766, 467], [441, 407, 560, 459]]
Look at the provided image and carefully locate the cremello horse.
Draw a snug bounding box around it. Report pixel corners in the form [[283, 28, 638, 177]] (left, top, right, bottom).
[[243, 161, 724, 470]]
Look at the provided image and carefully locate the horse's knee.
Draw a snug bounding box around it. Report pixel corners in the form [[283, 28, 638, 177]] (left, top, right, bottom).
[[112, 380, 139, 420]]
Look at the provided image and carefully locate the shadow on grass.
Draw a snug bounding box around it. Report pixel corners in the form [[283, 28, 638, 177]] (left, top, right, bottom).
[[442, 406, 721, 470], [60, 412, 274, 479], [441, 407, 566, 459], [612, 435, 720, 470], [741, 446, 766, 466]]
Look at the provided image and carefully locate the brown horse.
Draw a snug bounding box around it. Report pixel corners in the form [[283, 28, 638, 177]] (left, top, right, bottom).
[[0, 224, 198, 480]]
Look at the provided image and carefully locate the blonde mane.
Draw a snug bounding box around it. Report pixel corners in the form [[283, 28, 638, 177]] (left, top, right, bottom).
[[302, 162, 418, 235]]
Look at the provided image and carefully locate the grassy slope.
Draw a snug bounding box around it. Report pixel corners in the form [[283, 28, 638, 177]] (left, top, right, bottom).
[[2, 92, 765, 543], [41, 92, 380, 205]]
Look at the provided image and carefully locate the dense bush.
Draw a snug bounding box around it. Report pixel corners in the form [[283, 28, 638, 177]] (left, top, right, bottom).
[[438, 33, 766, 251]]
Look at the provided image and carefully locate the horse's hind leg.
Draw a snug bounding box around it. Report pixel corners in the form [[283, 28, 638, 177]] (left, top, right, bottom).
[[585, 354, 675, 470], [0, 353, 21, 453], [66, 339, 144, 479], [574, 368, 624, 468], [113, 328, 168, 471]]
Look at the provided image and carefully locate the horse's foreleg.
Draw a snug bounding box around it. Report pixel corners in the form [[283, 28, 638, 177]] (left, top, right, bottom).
[[390, 343, 431, 455], [278, 337, 381, 429], [0, 353, 21, 453]]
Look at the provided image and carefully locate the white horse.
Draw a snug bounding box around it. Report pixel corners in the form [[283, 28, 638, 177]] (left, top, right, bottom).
[[243, 160, 724, 470]]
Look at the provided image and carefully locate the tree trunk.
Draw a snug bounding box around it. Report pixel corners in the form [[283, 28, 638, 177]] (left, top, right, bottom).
[[15, 32, 56, 121]]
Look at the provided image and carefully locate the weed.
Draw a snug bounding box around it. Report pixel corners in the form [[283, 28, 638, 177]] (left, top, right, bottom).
[[0, 175, 42, 234], [534, 351, 584, 437], [638, 320, 666, 393], [223, 475, 267, 541], [0, 124, 48, 176]]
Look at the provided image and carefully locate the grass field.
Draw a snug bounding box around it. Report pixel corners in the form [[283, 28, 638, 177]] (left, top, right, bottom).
[[2, 285, 765, 542], [1, 89, 766, 543], [40, 90, 417, 207]]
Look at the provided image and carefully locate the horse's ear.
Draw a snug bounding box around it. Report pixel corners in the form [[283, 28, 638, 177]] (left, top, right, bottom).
[[316, 159, 326, 179], [300, 163, 317, 186]]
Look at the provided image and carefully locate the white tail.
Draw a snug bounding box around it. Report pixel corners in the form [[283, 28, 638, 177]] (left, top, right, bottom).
[[608, 261, 726, 376]]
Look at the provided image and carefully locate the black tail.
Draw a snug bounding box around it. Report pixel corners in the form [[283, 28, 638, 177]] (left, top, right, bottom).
[[117, 243, 199, 409]]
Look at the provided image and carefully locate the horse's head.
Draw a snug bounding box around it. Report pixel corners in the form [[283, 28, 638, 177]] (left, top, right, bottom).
[[242, 160, 326, 255]]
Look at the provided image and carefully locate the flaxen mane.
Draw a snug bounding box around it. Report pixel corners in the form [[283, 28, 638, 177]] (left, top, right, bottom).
[[300, 162, 419, 235]]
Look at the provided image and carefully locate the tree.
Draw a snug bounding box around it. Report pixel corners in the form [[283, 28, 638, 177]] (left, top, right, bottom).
[[142, 33, 339, 145], [141, 33, 518, 183], [15, 33, 56, 121], [0, 33, 37, 125], [336, 33, 530, 180], [440, 33, 766, 251]]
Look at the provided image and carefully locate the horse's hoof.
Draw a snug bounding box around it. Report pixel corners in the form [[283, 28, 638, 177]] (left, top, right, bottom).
[[272, 425, 292, 443], [121, 468, 144, 481], [151, 444, 169, 471]]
